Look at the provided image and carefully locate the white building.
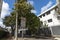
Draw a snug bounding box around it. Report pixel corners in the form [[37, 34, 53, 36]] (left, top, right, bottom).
[[38, 0, 60, 36], [5, 26, 12, 33], [38, 4, 60, 27]]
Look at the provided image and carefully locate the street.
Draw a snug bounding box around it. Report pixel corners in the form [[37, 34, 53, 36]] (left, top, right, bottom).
[[0, 38, 54, 40], [17, 38, 54, 40]]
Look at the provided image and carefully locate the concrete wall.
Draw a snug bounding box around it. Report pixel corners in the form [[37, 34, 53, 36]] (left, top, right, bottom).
[[39, 8, 60, 27], [51, 26, 60, 35], [0, 0, 3, 16], [39, 6, 60, 36]]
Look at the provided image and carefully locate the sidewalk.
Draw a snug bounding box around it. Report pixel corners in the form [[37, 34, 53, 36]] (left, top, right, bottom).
[[13, 38, 54, 40], [2, 36, 54, 40]]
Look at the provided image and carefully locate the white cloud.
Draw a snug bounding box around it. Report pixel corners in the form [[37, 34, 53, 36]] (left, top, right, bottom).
[[31, 10, 37, 13], [1, 1, 10, 18], [27, 1, 34, 5], [41, 1, 53, 13]]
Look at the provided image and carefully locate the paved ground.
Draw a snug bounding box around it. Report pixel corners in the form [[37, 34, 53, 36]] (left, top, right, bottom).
[[17, 38, 54, 40], [1, 38, 54, 40]]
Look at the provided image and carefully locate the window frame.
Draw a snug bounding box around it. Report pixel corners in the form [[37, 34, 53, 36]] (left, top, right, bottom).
[[48, 19, 52, 23]]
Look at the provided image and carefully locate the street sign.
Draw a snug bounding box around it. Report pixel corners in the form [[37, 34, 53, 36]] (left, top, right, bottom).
[[20, 17, 27, 39], [21, 17, 26, 28]]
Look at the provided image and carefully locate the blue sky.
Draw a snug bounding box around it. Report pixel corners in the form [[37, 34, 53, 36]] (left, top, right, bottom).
[[1, 0, 56, 18], [32, 0, 56, 15], [4, 0, 15, 10], [0, 0, 56, 26]]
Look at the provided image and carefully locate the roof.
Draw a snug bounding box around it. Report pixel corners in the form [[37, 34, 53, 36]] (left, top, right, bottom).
[[38, 4, 57, 17]]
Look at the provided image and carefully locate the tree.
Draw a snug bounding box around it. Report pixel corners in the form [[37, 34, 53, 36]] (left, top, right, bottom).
[[3, 12, 41, 35], [15, 0, 34, 17], [3, 11, 16, 26], [3, 0, 42, 35], [3, 11, 16, 36], [26, 13, 41, 34]]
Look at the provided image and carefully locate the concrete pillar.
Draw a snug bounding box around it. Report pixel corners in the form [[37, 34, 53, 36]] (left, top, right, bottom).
[[0, 0, 3, 17]]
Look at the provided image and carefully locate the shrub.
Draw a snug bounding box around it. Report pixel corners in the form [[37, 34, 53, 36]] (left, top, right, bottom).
[[0, 29, 9, 38]]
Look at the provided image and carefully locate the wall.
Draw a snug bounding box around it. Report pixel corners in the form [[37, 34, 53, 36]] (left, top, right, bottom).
[[39, 8, 60, 27], [39, 7, 60, 36]]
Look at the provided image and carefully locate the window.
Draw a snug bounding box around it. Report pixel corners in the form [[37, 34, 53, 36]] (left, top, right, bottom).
[[46, 11, 50, 15], [48, 19, 52, 23], [39, 16, 42, 18], [43, 14, 45, 17]]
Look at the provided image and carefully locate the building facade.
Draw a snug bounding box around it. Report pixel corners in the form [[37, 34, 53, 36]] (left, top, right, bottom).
[[38, 4, 60, 27], [38, 3, 60, 36]]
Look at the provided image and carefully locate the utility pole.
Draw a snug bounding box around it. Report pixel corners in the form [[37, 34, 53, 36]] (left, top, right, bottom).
[[0, 0, 3, 17], [15, 0, 18, 40]]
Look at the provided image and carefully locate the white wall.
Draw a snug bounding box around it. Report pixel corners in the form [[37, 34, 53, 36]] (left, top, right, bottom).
[[39, 9, 60, 27]]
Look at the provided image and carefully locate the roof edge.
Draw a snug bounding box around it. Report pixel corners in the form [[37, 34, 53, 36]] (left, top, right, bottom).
[[37, 4, 57, 17]]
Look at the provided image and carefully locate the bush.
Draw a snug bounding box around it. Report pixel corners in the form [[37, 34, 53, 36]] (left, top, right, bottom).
[[0, 29, 9, 38]]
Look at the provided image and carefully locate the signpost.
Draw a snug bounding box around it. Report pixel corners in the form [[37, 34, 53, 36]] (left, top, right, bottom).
[[15, 0, 18, 40], [21, 17, 28, 40], [21, 17, 26, 28], [15, 10, 18, 40]]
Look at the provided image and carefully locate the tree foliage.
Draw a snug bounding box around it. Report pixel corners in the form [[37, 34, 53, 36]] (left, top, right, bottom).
[[3, 11, 16, 26], [3, 0, 42, 35], [26, 13, 41, 34], [15, 0, 34, 17]]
